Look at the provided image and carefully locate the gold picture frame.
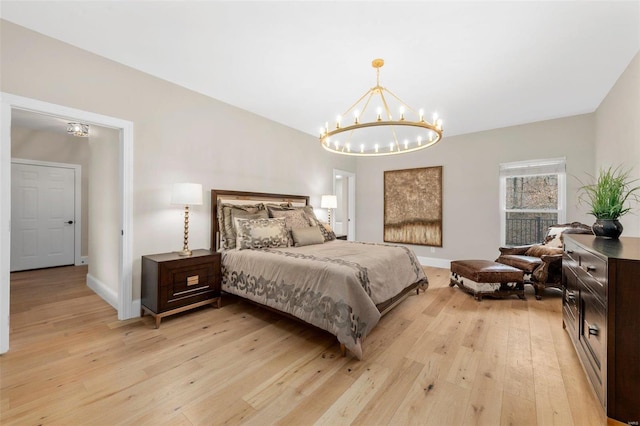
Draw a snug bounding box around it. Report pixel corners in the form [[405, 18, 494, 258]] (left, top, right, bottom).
[[384, 166, 443, 247]]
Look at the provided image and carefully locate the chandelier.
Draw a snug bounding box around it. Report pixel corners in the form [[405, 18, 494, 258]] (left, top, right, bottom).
[[67, 122, 89, 137], [319, 59, 443, 156]]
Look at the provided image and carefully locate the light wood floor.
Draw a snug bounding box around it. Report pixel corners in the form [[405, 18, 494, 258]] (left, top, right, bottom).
[[1, 265, 614, 425]]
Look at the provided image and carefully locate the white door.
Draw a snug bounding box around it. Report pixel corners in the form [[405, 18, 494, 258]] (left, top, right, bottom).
[[11, 163, 75, 271], [333, 169, 356, 240]]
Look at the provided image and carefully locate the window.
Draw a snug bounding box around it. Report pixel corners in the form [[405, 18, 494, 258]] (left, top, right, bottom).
[[500, 158, 566, 246]]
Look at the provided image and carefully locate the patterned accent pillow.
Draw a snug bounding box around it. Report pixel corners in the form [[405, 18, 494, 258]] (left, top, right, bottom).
[[295, 205, 320, 225], [270, 209, 313, 245], [318, 222, 337, 242], [217, 203, 265, 249], [235, 217, 289, 250]]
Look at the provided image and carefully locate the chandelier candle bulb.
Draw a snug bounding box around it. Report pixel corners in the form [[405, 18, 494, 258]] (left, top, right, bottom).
[[419, 109, 425, 121]]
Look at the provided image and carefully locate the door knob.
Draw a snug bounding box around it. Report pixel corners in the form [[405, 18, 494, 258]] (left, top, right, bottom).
[[65, 220, 74, 225]]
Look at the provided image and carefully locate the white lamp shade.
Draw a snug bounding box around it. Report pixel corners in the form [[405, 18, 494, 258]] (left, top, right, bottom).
[[171, 183, 203, 205], [320, 195, 337, 209]]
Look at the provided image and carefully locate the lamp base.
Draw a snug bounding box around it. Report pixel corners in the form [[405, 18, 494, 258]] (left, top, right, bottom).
[[177, 249, 192, 257]]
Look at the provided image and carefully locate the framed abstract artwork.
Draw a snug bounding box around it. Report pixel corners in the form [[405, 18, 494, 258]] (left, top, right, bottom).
[[384, 166, 443, 247]]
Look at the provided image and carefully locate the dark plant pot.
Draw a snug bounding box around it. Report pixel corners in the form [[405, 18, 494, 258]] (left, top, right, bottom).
[[592, 219, 623, 239]]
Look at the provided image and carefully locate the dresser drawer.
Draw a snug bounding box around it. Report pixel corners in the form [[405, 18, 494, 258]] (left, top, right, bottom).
[[562, 266, 579, 332], [580, 288, 606, 405], [576, 249, 607, 301]]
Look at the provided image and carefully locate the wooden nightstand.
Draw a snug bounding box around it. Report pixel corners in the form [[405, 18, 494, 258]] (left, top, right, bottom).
[[141, 249, 221, 328], [335, 234, 348, 240]]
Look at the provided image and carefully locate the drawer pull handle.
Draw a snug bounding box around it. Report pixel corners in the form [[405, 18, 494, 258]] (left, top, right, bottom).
[[186, 275, 200, 286], [566, 250, 574, 254], [588, 325, 599, 336], [583, 265, 596, 273], [566, 291, 575, 301]]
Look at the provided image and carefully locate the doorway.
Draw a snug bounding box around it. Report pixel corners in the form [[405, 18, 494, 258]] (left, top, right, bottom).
[[11, 160, 79, 272], [1, 93, 135, 354], [333, 169, 356, 240]]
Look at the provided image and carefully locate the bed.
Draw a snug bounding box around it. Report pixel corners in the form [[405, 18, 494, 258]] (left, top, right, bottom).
[[211, 189, 428, 359]]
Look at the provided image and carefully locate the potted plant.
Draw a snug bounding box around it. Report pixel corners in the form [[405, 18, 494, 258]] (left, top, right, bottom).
[[578, 165, 640, 238]]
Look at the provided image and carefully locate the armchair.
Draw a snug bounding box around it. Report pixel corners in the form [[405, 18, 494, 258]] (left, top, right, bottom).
[[496, 222, 592, 299]]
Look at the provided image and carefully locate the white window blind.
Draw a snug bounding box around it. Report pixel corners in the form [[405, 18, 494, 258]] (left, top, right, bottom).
[[499, 157, 566, 177]]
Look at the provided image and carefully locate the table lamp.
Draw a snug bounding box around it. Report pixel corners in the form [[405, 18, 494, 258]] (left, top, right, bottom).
[[171, 183, 203, 256], [321, 195, 338, 225]]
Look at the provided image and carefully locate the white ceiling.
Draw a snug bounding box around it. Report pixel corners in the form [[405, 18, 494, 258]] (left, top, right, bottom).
[[2, 1, 639, 139]]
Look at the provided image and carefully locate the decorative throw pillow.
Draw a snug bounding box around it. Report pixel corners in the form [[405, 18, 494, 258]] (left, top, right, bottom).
[[525, 244, 563, 258], [291, 226, 325, 247], [318, 222, 337, 242], [265, 203, 293, 217], [543, 226, 570, 248], [218, 203, 266, 249], [269, 209, 313, 245], [294, 205, 320, 225], [235, 217, 289, 250], [270, 209, 312, 229], [231, 209, 269, 241]]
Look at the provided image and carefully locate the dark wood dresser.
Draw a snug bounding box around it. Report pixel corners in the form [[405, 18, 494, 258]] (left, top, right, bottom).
[[562, 234, 640, 424], [141, 249, 221, 328]]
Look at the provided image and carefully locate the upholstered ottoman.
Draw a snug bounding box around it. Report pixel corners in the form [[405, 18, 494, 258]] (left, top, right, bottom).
[[450, 260, 525, 301]]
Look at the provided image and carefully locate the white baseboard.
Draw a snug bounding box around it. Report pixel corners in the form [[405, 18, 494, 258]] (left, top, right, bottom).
[[86, 273, 118, 311], [76, 256, 89, 266], [417, 256, 451, 269]]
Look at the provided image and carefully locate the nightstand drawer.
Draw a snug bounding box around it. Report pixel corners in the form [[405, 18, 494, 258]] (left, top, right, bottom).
[[161, 264, 217, 309], [161, 262, 217, 290]]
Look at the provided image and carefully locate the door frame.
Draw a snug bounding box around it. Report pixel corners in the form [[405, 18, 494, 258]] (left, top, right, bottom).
[[333, 169, 356, 240], [11, 158, 83, 269], [1, 92, 135, 354]]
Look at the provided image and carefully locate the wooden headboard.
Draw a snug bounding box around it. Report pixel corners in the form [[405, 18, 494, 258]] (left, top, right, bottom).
[[211, 189, 310, 251]]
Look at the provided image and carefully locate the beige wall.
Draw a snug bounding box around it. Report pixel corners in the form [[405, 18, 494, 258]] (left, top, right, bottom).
[[594, 51, 640, 237], [88, 126, 120, 295], [1, 20, 356, 300], [356, 114, 596, 262], [11, 126, 90, 257]]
